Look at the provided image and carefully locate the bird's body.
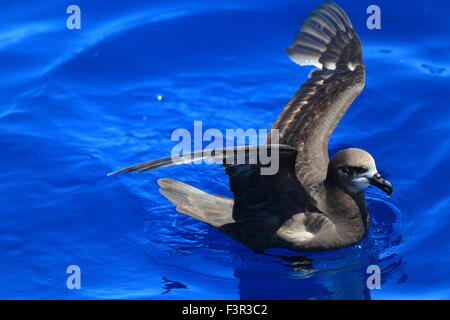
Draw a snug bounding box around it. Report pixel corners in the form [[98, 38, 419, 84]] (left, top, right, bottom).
[[109, 1, 393, 253]]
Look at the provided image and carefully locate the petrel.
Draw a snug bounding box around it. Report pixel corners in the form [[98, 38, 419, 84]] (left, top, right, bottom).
[[109, 1, 393, 252]]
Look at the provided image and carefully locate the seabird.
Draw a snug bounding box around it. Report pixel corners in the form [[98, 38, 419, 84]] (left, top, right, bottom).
[[109, 1, 393, 252]]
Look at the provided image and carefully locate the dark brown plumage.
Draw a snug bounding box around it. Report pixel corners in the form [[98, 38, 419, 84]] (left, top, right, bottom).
[[109, 1, 393, 252]]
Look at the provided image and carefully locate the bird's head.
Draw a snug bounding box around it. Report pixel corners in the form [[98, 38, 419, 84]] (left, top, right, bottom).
[[327, 148, 393, 196]]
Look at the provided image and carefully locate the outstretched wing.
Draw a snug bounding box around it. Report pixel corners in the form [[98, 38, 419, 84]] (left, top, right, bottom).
[[107, 144, 295, 176], [268, 1, 365, 187]]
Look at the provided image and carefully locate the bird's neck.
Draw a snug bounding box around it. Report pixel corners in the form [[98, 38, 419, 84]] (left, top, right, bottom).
[[321, 179, 370, 241]]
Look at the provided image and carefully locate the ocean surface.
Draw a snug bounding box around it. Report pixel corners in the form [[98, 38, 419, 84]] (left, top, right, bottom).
[[1, 0, 449, 299]]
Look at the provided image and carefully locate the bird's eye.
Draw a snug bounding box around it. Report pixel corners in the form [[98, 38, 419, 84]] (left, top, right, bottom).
[[353, 166, 368, 175], [339, 166, 368, 176], [339, 166, 352, 175]]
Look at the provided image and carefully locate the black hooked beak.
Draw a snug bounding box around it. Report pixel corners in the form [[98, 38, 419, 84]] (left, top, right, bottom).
[[369, 173, 393, 196]]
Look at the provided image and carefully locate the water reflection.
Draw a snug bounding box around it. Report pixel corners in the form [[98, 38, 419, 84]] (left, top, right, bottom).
[[233, 252, 373, 299], [230, 198, 406, 300], [149, 195, 406, 299]]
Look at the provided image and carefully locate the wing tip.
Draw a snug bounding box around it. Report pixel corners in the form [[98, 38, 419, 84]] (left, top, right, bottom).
[[288, 1, 360, 70], [107, 169, 124, 176]]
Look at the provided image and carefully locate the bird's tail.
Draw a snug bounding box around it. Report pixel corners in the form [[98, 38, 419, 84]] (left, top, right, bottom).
[[157, 178, 234, 227]]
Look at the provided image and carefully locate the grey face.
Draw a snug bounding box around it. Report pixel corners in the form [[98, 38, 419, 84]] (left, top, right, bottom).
[[330, 148, 393, 196], [338, 164, 393, 195]]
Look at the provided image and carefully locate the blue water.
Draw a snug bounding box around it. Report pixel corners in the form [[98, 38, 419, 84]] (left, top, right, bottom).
[[1, 0, 450, 300]]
